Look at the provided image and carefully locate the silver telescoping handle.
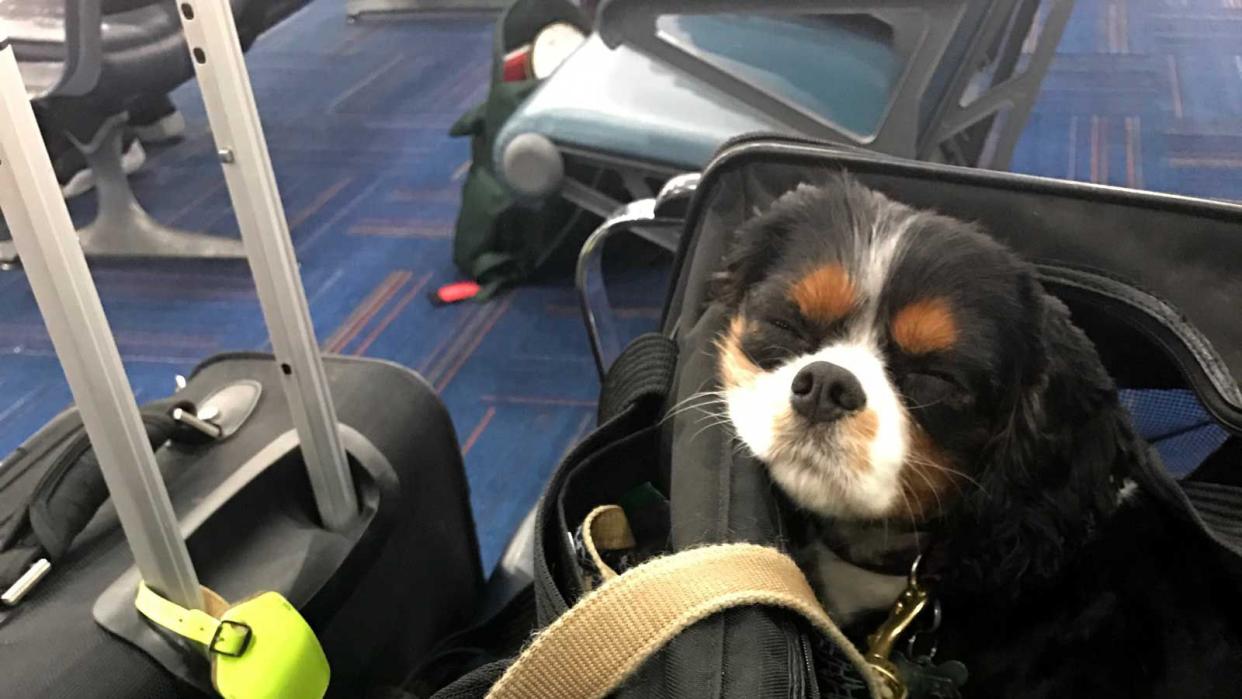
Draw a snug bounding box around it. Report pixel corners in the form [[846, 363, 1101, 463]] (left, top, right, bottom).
[[0, 45, 203, 610], [176, 0, 358, 531]]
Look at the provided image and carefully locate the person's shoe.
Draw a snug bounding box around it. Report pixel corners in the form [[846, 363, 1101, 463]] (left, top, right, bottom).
[[129, 94, 186, 145], [120, 134, 148, 176]]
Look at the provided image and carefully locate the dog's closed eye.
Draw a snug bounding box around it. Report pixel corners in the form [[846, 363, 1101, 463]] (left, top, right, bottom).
[[899, 372, 970, 409], [765, 317, 804, 340], [767, 317, 802, 337], [750, 317, 812, 367]]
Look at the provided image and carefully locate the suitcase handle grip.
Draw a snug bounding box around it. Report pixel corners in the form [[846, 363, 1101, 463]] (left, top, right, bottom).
[[28, 407, 180, 560], [0, 403, 192, 592]]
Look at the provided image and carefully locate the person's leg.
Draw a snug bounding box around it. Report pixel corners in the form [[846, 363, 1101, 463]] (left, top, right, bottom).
[[129, 0, 282, 146], [128, 93, 186, 145]]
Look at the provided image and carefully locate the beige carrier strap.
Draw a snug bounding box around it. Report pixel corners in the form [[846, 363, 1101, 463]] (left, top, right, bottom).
[[486, 543, 880, 699]]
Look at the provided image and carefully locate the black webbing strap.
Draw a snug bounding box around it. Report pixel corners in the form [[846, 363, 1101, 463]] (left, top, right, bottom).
[[1129, 435, 1242, 564], [598, 333, 679, 425], [1183, 481, 1242, 552], [1180, 437, 1242, 556]]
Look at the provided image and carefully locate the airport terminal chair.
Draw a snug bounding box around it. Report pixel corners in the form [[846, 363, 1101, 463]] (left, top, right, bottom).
[[498, 0, 1073, 230], [0, 0, 301, 261], [568, 0, 1074, 372]]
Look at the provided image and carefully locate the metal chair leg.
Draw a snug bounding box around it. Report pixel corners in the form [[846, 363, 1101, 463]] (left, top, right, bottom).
[[76, 114, 246, 260]]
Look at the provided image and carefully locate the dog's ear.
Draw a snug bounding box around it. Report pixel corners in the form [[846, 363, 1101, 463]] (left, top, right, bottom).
[[942, 283, 1149, 596]]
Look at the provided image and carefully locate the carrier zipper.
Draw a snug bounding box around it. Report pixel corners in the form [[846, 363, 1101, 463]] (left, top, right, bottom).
[[800, 629, 820, 699], [780, 614, 819, 699], [785, 619, 804, 699], [771, 495, 815, 698]]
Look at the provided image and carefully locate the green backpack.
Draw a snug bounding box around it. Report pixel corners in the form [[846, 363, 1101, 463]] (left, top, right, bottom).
[[450, 0, 594, 297]]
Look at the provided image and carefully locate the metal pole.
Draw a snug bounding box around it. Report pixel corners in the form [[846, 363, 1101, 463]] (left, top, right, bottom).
[[175, 1, 358, 529], [0, 45, 203, 610]]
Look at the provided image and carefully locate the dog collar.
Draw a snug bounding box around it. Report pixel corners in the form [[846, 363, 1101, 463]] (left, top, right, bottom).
[[821, 527, 926, 577]]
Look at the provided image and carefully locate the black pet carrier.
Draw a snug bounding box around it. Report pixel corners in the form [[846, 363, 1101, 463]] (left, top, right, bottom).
[[429, 137, 1242, 699]]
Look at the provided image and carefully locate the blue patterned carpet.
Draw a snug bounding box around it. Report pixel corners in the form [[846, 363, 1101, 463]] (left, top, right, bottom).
[[1, 0, 1240, 571]]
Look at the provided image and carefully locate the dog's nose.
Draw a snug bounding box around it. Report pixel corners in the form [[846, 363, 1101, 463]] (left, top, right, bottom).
[[790, 361, 866, 423]]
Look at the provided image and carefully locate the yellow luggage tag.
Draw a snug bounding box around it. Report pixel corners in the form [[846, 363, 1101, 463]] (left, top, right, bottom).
[[135, 582, 330, 699]]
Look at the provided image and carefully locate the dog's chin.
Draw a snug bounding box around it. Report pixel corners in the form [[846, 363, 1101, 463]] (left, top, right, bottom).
[[757, 438, 903, 520]]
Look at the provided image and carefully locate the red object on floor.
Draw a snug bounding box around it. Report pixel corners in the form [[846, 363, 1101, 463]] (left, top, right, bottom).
[[431, 280, 482, 306]]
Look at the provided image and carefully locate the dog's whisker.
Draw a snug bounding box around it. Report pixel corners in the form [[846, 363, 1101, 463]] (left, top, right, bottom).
[[660, 392, 729, 425], [693, 416, 733, 432], [910, 465, 971, 502], [907, 456, 986, 493], [897, 481, 918, 544], [662, 401, 728, 425], [897, 390, 951, 411], [910, 462, 945, 517], [666, 388, 728, 410], [687, 417, 739, 442]]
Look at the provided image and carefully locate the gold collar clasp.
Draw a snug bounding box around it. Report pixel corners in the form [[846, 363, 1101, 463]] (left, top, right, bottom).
[[863, 557, 933, 699]]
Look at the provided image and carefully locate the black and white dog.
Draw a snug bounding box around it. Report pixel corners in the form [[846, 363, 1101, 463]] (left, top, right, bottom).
[[712, 174, 1242, 698]]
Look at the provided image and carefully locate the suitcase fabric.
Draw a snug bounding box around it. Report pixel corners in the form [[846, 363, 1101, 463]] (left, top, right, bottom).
[[0, 353, 482, 697]]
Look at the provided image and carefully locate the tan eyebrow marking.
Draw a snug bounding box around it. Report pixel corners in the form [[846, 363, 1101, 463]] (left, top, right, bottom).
[[891, 297, 958, 355], [789, 263, 856, 324]]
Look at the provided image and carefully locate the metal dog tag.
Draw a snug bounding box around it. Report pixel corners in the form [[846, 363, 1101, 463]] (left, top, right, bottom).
[[894, 652, 968, 699]]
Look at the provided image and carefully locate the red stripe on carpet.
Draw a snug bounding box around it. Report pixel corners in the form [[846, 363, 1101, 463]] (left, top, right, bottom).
[[323, 270, 411, 353], [352, 272, 433, 355]]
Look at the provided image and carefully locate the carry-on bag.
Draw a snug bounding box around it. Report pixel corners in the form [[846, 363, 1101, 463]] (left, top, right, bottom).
[[0, 3, 481, 696], [432, 136, 1242, 699]]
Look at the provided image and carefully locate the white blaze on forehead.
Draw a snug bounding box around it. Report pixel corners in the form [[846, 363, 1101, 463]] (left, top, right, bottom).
[[852, 202, 916, 341], [861, 219, 908, 298]]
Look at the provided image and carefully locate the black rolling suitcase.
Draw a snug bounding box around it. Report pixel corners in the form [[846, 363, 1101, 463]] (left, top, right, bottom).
[[0, 10, 480, 698], [0, 354, 481, 697]]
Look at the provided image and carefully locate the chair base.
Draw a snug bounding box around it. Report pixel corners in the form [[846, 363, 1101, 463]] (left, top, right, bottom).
[[77, 206, 245, 260]]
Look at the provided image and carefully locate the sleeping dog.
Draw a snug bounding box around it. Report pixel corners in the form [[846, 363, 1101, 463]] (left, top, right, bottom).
[[712, 174, 1242, 698]]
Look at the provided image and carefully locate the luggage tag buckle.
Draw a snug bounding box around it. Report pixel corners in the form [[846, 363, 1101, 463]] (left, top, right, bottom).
[[208, 618, 253, 658]]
